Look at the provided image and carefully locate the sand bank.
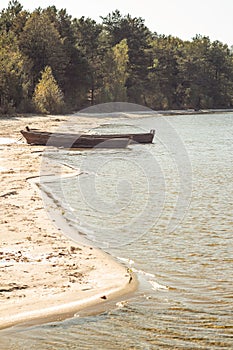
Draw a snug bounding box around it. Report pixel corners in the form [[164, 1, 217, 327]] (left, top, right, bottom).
[[0, 114, 137, 330]]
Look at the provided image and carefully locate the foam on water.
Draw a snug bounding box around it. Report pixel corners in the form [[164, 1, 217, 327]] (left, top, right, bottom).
[[116, 257, 135, 265], [148, 280, 169, 291]]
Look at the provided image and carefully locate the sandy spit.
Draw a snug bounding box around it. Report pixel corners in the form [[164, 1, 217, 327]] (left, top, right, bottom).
[[0, 114, 137, 330]]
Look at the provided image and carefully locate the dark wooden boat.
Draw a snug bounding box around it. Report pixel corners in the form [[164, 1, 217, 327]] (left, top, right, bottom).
[[20, 127, 155, 148], [20, 129, 130, 149]]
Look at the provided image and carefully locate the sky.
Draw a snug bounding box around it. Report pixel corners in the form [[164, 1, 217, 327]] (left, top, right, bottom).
[[1, 0, 233, 47]]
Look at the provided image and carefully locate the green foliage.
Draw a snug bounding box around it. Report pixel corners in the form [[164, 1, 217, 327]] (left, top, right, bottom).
[[0, 0, 23, 32], [147, 34, 233, 109], [0, 3, 233, 115], [102, 10, 151, 103], [73, 17, 106, 105], [41, 7, 90, 110], [98, 39, 129, 102], [33, 66, 65, 114], [0, 31, 24, 114], [19, 11, 67, 92]]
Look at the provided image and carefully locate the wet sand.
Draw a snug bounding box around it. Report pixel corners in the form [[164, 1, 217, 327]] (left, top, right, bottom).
[[0, 114, 137, 330]]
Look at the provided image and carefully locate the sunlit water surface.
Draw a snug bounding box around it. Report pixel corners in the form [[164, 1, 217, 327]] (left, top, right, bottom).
[[1, 113, 233, 349]]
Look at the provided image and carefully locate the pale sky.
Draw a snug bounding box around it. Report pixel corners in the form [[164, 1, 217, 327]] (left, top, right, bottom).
[[1, 0, 233, 47]]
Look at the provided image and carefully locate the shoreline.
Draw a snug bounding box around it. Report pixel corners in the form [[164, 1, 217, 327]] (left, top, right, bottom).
[[0, 114, 138, 330], [1, 108, 232, 330]]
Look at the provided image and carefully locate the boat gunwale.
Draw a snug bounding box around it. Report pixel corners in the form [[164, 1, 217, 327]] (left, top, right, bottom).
[[21, 128, 155, 139]]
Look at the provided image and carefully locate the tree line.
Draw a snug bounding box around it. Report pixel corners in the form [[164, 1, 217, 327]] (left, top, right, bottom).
[[1, 0, 233, 115]]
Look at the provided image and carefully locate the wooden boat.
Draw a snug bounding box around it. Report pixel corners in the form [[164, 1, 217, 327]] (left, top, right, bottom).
[[20, 129, 130, 149], [20, 127, 155, 148]]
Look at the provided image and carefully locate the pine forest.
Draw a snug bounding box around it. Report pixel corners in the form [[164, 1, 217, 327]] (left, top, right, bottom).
[[1, 1, 233, 115]]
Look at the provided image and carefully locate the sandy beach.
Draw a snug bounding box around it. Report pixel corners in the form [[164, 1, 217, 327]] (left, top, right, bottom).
[[0, 114, 137, 330]]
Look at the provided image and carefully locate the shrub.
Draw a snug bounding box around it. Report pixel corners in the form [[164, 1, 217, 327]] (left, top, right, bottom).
[[33, 66, 65, 114]]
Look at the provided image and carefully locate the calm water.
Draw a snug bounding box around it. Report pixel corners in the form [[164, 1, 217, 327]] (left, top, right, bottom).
[[1, 113, 233, 349]]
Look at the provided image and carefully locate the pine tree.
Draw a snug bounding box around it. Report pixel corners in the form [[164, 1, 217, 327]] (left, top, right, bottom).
[[0, 32, 24, 114], [19, 11, 67, 96], [98, 38, 129, 102], [33, 66, 65, 114]]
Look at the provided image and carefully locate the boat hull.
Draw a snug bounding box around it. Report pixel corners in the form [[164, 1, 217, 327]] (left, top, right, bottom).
[[20, 130, 130, 149], [20, 128, 155, 148]]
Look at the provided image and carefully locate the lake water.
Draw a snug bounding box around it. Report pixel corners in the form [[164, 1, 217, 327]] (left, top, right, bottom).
[[1, 113, 233, 349]]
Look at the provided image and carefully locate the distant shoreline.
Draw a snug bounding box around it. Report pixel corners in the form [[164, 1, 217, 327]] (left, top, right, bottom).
[[2, 107, 233, 120], [155, 108, 233, 115]]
